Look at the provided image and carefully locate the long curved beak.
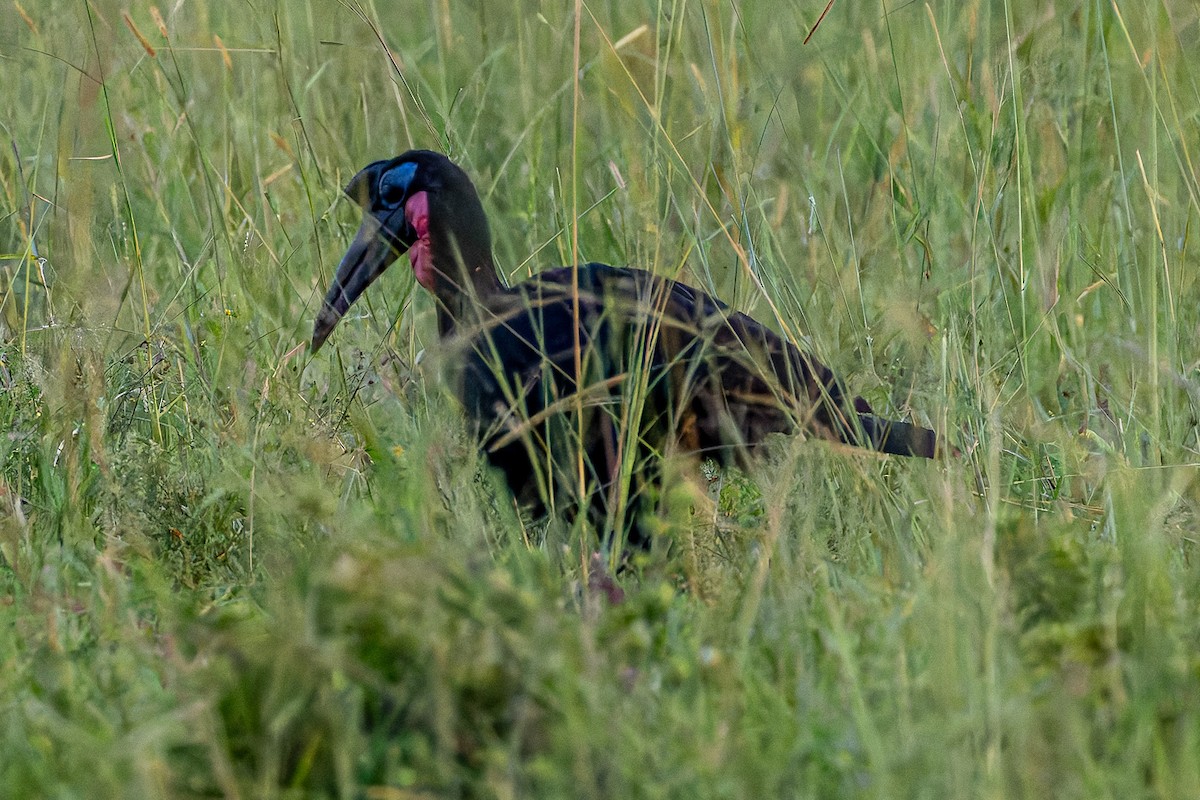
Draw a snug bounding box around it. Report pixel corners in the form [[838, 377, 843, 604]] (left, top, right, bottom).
[[311, 210, 411, 352]]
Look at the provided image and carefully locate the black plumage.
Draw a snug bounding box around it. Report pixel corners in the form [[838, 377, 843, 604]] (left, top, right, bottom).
[[312, 150, 938, 543]]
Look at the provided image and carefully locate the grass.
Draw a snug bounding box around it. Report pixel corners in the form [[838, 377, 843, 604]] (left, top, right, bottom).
[[2, 0, 1199, 796]]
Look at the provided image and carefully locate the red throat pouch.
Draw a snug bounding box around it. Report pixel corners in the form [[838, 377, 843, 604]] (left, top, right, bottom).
[[405, 191, 434, 290]]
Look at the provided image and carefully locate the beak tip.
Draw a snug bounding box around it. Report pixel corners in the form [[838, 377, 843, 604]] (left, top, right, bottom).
[[311, 305, 341, 354]]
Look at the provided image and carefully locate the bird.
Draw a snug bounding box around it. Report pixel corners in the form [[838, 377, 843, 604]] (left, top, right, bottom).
[[312, 150, 938, 546]]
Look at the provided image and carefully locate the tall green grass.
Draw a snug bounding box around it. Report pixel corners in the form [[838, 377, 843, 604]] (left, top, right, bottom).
[[2, 0, 1199, 796]]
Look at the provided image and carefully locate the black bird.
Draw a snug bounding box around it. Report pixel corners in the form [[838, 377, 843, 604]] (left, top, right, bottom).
[[312, 150, 938, 544]]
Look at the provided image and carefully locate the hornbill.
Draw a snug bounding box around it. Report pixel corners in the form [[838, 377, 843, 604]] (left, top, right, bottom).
[[312, 150, 938, 545]]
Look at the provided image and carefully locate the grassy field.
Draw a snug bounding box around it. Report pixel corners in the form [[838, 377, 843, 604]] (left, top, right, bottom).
[[2, 0, 1200, 796]]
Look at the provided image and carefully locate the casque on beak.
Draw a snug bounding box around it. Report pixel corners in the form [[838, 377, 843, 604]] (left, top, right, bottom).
[[311, 176, 416, 352]]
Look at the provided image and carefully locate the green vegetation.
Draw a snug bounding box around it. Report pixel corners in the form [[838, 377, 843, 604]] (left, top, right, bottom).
[[2, 0, 1199, 796]]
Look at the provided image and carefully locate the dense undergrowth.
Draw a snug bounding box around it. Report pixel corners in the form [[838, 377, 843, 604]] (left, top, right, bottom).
[[2, 0, 1200, 797]]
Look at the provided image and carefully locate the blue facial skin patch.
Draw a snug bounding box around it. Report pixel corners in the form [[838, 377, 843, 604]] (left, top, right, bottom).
[[379, 160, 418, 205]]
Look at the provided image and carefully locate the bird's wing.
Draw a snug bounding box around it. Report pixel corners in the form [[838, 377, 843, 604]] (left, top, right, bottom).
[[456, 263, 935, 461], [491, 265, 851, 457]]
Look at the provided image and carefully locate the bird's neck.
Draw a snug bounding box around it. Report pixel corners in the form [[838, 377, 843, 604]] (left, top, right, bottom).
[[428, 226, 505, 338]]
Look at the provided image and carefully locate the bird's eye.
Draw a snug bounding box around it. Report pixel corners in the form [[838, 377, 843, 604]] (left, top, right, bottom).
[[378, 162, 417, 207]]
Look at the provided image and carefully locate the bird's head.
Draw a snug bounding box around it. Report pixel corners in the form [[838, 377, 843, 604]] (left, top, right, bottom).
[[312, 150, 495, 352]]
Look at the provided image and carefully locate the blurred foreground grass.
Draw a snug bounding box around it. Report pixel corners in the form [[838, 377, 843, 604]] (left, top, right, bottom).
[[2, 0, 1200, 796]]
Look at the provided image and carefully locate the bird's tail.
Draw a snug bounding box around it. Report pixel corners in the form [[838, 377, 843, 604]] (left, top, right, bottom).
[[856, 414, 939, 458]]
